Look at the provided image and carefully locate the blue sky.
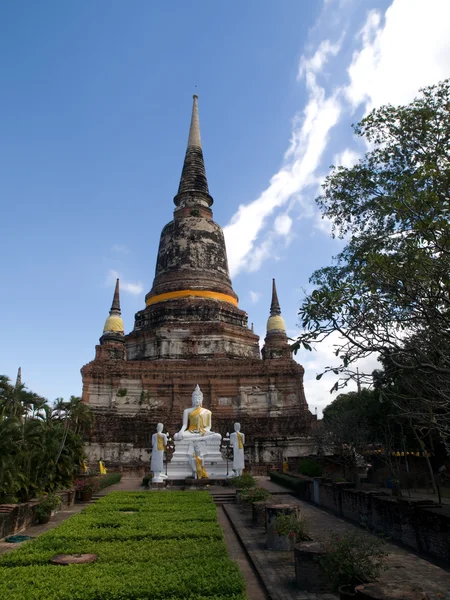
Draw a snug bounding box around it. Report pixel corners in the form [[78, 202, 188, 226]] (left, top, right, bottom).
[[2, 0, 450, 413]]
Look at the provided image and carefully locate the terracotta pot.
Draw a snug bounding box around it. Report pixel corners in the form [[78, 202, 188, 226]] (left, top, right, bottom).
[[80, 490, 93, 502]]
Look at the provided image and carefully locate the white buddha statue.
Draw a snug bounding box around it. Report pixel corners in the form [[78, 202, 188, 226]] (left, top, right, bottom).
[[230, 422, 245, 476], [150, 423, 168, 483], [174, 385, 221, 442]]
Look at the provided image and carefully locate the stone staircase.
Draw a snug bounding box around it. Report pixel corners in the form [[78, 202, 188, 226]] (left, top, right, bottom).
[[209, 490, 236, 506]]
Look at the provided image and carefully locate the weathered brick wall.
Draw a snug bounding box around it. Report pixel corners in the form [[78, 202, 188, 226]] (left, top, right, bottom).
[[81, 355, 313, 467], [0, 490, 75, 540]]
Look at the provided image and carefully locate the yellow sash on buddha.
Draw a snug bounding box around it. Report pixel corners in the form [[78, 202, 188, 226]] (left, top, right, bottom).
[[99, 461, 107, 475], [237, 432, 244, 449], [157, 433, 166, 451], [81, 460, 88, 473], [188, 406, 210, 434], [195, 455, 209, 479]]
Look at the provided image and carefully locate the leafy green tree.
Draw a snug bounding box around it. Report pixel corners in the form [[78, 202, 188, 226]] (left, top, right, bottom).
[[0, 375, 90, 502], [294, 79, 450, 452]]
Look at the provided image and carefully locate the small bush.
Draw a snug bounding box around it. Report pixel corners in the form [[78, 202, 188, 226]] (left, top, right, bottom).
[[273, 513, 310, 542], [142, 474, 152, 487], [319, 531, 388, 591], [226, 473, 256, 489], [297, 458, 323, 477], [240, 487, 271, 504], [34, 493, 61, 523]]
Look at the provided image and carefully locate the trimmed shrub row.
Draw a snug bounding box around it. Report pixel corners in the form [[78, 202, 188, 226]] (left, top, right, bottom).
[[0, 491, 246, 600], [97, 472, 122, 491], [269, 471, 310, 494]]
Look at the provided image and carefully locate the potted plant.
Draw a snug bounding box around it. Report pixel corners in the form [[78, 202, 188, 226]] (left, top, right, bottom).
[[319, 532, 388, 599], [34, 493, 62, 524], [75, 477, 99, 502], [270, 513, 310, 551], [142, 473, 152, 488]]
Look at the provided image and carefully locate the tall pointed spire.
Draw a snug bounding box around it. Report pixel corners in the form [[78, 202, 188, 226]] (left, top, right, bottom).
[[262, 278, 290, 360], [102, 279, 124, 336], [111, 278, 121, 314], [270, 278, 281, 316], [174, 95, 212, 208], [15, 367, 22, 389]]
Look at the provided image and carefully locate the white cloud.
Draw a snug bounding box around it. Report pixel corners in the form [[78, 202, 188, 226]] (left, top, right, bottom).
[[346, 0, 450, 112], [226, 0, 450, 284], [106, 269, 144, 296], [249, 291, 262, 304], [224, 46, 342, 277], [333, 148, 359, 169], [274, 214, 293, 236], [298, 37, 343, 79]]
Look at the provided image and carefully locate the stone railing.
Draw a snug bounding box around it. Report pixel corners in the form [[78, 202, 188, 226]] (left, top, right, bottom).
[[270, 472, 450, 564]]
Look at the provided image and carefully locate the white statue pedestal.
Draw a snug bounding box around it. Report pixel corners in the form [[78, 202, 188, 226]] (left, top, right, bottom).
[[166, 437, 228, 479]]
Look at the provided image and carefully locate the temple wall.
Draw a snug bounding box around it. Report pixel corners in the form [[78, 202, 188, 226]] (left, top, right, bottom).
[[81, 356, 313, 468]]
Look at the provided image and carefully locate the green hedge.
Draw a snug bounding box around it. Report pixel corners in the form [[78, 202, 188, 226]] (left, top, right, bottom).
[[96, 472, 122, 491], [269, 471, 311, 495], [0, 491, 246, 600]]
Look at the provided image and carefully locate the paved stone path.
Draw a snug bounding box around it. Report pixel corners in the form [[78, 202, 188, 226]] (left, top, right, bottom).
[[224, 492, 450, 600]]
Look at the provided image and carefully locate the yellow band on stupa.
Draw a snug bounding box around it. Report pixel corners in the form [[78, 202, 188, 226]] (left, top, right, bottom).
[[146, 289, 238, 307]]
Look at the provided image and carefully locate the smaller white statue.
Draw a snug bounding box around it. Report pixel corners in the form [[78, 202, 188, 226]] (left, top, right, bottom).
[[190, 444, 209, 479], [150, 423, 168, 483], [230, 422, 245, 476]]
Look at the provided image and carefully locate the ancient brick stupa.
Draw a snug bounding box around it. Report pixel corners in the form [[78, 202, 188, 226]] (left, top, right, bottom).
[[81, 96, 314, 468]]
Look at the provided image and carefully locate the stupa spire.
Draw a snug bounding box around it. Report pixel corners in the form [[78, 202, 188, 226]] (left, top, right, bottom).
[[262, 278, 290, 360], [102, 279, 124, 336], [187, 94, 202, 148], [110, 278, 121, 314], [270, 278, 281, 316], [174, 95, 212, 207]]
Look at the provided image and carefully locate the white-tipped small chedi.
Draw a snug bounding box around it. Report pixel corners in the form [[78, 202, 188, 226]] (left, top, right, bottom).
[[167, 385, 227, 479], [230, 422, 245, 477], [150, 423, 168, 483]]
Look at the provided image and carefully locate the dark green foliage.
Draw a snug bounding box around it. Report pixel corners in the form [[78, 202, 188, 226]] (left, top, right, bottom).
[[269, 471, 310, 494], [293, 80, 450, 453], [0, 491, 246, 599], [319, 532, 388, 591], [34, 493, 62, 523], [0, 376, 90, 503], [239, 487, 271, 504], [142, 473, 152, 487], [226, 473, 256, 489], [297, 458, 323, 477], [97, 473, 121, 491]]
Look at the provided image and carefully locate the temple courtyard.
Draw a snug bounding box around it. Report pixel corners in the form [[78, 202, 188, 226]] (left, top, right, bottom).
[[1, 476, 449, 600]]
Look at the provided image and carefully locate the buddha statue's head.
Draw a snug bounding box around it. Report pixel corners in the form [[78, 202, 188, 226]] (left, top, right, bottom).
[[156, 423, 163, 433], [234, 422, 241, 432], [192, 384, 203, 407], [194, 443, 202, 456]]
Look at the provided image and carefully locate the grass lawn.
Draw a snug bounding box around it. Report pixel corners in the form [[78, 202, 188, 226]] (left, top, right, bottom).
[[0, 491, 246, 600]]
